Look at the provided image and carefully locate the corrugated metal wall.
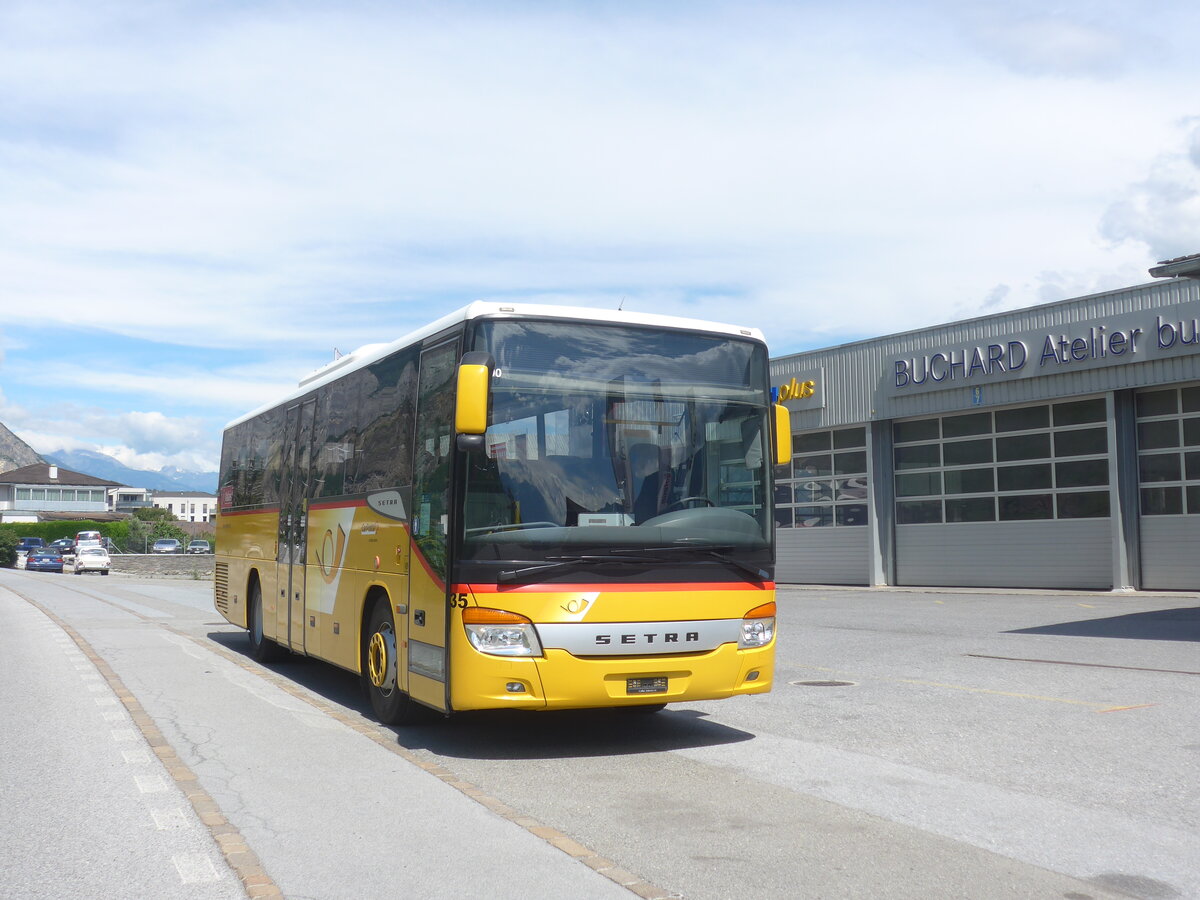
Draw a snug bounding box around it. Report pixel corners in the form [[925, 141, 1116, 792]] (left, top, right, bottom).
[[1139, 518, 1200, 590], [895, 520, 1113, 589], [776, 528, 869, 585]]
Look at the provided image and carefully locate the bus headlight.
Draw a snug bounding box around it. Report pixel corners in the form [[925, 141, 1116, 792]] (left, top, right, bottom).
[[739, 601, 776, 648], [462, 607, 543, 657]]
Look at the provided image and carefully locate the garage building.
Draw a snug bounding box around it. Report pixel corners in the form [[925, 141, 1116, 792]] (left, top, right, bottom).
[[770, 254, 1200, 591]]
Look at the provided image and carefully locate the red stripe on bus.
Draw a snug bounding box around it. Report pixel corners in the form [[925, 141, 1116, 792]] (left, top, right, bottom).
[[453, 581, 774, 594], [411, 545, 446, 592]]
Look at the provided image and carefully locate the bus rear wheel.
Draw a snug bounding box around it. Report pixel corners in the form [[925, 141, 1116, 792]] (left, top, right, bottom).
[[248, 580, 286, 663], [363, 599, 428, 726]]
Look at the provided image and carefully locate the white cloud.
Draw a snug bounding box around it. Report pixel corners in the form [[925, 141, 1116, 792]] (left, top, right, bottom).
[[95, 444, 214, 474], [17, 425, 215, 473], [81, 410, 203, 455], [12, 360, 297, 413], [8, 402, 222, 472], [0, 0, 1196, 460], [964, 15, 1131, 77], [1100, 119, 1200, 262], [1, 2, 1192, 353]]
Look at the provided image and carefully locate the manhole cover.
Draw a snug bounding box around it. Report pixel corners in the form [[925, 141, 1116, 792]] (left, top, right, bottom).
[[790, 680, 855, 687]]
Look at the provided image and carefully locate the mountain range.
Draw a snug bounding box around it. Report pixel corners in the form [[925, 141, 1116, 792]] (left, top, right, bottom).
[[44, 449, 218, 493]]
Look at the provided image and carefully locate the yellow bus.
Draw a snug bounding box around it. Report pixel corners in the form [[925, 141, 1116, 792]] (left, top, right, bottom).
[[215, 302, 790, 723]]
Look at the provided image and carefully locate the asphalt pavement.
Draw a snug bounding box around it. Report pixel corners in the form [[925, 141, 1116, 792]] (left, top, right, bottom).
[[2, 570, 1197, 900]]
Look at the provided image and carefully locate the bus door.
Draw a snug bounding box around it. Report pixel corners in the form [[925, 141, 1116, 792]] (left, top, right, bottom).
[[406, 338, 459, 712], [277, 398, 316, 652]]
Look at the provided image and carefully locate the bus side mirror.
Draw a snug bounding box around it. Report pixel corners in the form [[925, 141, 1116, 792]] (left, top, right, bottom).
[[455, 352, 494, 452], [772, 403, 792, 467]]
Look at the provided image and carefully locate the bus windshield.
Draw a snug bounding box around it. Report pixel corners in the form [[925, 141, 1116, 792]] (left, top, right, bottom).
[[460, 320, 772, 569]]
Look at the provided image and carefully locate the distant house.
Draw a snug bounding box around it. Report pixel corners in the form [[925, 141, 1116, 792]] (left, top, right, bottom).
[[153, 490, 218, 523], [0, 463, 122, 522], [108, 485, 154, 513]]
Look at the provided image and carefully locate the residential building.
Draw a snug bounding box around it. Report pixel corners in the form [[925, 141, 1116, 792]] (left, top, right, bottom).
[[108, 486, 154, 513], [153, 490, 218, 523], [0, 463, 121, 522]]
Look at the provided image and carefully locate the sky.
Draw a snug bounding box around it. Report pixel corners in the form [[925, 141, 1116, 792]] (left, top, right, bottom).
[[2, 0, 1199, 475]]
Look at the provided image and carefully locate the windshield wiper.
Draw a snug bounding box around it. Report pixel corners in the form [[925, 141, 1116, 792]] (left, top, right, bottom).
[[497, 547, 768, 584], [621, 545, 771, 582], [497, 554, 655, 584]]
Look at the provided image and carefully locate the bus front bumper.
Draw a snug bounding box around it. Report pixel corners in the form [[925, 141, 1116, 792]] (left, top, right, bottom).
[[449, 639, 774, 712]]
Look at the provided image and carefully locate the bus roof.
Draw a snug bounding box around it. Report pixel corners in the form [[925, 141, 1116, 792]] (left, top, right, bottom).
[[225, 301, 766, 430]]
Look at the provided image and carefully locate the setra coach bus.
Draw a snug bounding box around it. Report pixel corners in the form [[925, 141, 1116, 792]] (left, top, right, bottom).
[[214, 302, 790, 723]]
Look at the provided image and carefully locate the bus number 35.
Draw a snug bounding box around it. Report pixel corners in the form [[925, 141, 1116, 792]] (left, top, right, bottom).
[[449, 593, 470, 609]]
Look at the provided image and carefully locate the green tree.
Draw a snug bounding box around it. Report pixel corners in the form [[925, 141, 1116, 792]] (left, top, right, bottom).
[[0, 531, 16, 568], [133, 507, 181, 524], [127, 514, 188, 553]]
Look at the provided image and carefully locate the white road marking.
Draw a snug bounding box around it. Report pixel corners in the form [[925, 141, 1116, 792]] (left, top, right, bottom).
[[151, 807, 189, 831], [111, 728, 138, 741], [173, 854, 220, 884], [135, 774, 168, 793], [160, 631, 216, 659], [122, 748, 151, 764], [94, 696, 117, 707]]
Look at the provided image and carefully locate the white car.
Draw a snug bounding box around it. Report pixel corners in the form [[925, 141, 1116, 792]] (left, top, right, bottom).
[[73, 547, 111, 575]]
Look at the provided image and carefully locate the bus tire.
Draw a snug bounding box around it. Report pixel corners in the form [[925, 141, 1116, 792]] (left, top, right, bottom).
[[248, 579, 287, 663], [363, 598, 428, 725]]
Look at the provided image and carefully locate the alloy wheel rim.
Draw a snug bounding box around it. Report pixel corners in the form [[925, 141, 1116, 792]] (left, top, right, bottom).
[[368, 624, 397, 693]]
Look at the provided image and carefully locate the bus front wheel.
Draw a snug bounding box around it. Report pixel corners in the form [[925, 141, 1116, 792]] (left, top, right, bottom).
[[248, 580, 286, 663], [363, 599, 428, 726]]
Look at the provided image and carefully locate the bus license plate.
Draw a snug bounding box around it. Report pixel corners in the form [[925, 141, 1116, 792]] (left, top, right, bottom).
[[627, 677, 668, 694]]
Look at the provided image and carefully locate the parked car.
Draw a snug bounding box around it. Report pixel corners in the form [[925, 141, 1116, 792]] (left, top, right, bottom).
[[18, 537, 45, 552], [25, 549, 65, 573], [151, 538, 182, 554], [186, 540, 211, 554], [75, 530, 102, 545], [49, 538, 76, 554], [73, 547, 111, 575]]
